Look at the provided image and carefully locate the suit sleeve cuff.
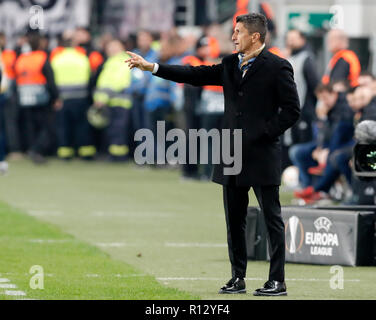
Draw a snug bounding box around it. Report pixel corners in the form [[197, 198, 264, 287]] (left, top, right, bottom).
[[152, 63, 159, 74]]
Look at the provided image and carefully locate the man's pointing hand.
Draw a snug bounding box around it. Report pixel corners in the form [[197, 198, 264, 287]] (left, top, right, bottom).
[[124, 51, 155, 72]]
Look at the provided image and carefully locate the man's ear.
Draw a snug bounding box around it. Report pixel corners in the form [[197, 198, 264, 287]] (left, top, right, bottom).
[[252, 32, 261, 43]]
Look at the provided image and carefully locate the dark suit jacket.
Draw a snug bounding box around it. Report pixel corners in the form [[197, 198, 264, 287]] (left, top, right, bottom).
[[155, 48, 300, 186]]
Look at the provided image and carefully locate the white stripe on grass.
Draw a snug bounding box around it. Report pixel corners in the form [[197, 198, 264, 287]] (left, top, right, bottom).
[[29, 239, 72, 244], [0, 278, 10, 283], [4, 290, 26, 296], [95, 242, 138, 247], [28, 210, 63, 216], [0, 276, 27, 298], [0, 284, 17, 289]]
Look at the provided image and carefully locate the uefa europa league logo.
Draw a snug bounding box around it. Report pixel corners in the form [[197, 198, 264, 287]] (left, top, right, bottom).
[[285, 215, 304, 254], [289, 216, 299, 253]]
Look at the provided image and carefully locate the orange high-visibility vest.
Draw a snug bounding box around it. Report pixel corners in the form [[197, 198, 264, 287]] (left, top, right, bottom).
[[88, 51, 104, 72], [268, 46, 285, 59], [1, 49, 17, 80], [49, 46, 65, 61], [260, 2, 274, 20], [15, 51, 47, 85], [322, 49, 361, 87], [51, 46, 103, 71], [233, 0, 249, 27], [75, 46, 104, 72], [208, 37, 220, 59], [182, 55, 223, 93]]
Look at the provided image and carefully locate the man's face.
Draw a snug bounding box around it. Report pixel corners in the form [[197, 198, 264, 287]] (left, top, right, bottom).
[[348, 87, 373, 111], [159, 40, 173, 61], [286, 30, 304, 50], [232, 22, 256, 54], [317, 91, 338, 109], [137, 31, 153, 52], [326, 29, 346, 54], [197, 45, 210, 60]]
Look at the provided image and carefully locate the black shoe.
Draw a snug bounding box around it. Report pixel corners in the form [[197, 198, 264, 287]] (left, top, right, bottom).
[[253, 280, 287, 296], [218, 277, 246, 294]]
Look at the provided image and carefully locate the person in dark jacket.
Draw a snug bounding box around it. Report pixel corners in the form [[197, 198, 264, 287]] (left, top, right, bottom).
[[125, 13, 300, 296], [294, 85, 376, 203], [285, 29, 319, 144], [322, 29, 361, 88], [290, 83, 354, 189]]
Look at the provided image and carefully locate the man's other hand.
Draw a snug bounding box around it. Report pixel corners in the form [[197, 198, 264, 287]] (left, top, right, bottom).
[[124, 51, 154, 72]]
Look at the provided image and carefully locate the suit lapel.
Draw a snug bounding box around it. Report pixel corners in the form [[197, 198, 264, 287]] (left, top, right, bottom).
[[234, 60, 242, 86], [240, 48, 268, 85]]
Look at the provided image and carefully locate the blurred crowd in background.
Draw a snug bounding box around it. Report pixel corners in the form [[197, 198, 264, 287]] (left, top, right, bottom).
[[1, 0, 376, 206]]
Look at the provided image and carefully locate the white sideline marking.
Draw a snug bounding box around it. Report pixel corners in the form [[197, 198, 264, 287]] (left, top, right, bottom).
[[0, 277, 28, 298], [0, 284, 17, 289], [4, 290, 26, 296], [28, 210, 63, 216], [95, 242, 137, 247], [165, 242, 227, 248], [114, 274, 148, 278], [0, 278, 10, 283], [156, 277, 361, 282], [91, 211, 173, 218], [29, 239, 71, 244]]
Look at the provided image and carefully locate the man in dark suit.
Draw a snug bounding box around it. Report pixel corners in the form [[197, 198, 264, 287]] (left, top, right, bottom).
[[126, 13, 300, 296]]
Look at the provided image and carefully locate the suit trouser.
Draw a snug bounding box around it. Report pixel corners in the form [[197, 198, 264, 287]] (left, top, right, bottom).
[[223, 183, 285, 282]]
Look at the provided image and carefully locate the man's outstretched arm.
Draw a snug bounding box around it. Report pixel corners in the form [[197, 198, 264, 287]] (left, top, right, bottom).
[[125, 51, 223, 87]]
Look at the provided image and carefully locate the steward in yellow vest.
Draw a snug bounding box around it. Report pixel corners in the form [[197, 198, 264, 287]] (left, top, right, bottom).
[[93, 40, 132, 161], [51, 43, 96, 160]]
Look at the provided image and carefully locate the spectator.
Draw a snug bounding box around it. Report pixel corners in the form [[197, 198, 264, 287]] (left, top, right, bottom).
[[180, 36, 224, 180], [357, 71, 375, 87], [73, 27, 104, 73], [0, 46, 8, 174], [93, 40, 133, 162], [14, 31, 59, 164], [322, 29, 361, 88], [294, 85, 376, 203], [51, 36, 95, 160], [129, 30, 158, 137], [286, 29, 319, 144], [289, 83, 353, 189], [0, 32, 23, 160], [143, 35, 180, 165]]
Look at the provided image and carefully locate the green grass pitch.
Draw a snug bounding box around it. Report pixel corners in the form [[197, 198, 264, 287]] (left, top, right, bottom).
[[0, 159, 375, 300]]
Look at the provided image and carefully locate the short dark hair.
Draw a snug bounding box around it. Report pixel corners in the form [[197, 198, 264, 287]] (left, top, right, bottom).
[[359, 70, 375, 80], [315, 83, 335, 95], [288, 29, 307, 40], [27, 31, 41, 51], [236, 13, 268, 43]]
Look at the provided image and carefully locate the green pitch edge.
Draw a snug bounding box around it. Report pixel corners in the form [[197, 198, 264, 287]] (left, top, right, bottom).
[[0, 201, 198, 300]]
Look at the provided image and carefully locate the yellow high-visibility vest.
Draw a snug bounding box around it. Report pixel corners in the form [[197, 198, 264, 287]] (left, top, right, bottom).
[[94, 53, 132, 109], [51, 48, 91, 99]]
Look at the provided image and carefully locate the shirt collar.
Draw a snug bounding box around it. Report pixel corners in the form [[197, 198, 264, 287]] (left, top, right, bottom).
[[238, 43, 266, 66]]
